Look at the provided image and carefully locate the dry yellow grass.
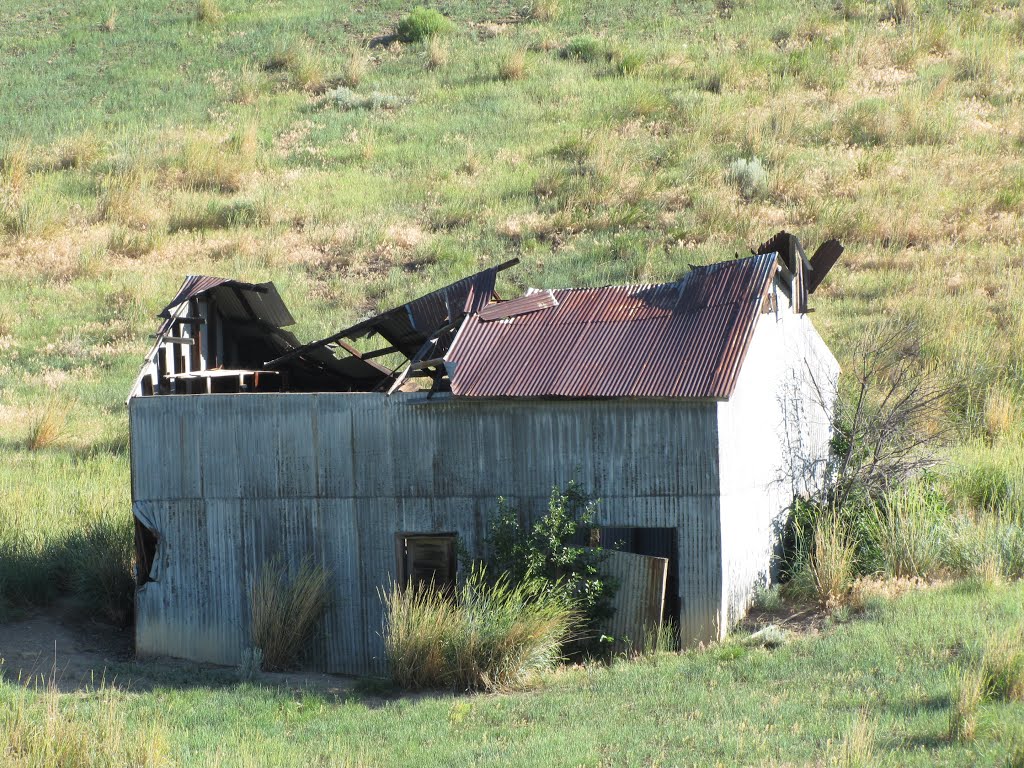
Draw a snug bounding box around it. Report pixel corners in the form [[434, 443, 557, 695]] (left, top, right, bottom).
[[426, 37, 449, 69], [25, 400, 70, 451], [250, 557, 331, 671], [498, 49, 528, 81]]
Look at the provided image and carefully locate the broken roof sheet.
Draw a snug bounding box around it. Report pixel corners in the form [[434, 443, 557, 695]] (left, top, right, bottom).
[[446, 252, 779, 400], [158, 275, 295, 328]]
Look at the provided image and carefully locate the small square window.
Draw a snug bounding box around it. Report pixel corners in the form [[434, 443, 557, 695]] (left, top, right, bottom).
[[395, 533, 457, 591]]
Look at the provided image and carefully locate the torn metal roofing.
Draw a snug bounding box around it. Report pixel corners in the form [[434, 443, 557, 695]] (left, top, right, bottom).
[[446, 252, 779, 400], [158, 275, 295, 328]]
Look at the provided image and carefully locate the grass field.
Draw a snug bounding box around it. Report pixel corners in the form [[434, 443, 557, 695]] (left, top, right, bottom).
[[2, 0, 1024, 762], [3, 582, 1024, 766]]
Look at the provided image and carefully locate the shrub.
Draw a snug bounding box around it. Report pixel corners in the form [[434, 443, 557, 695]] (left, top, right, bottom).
[[486, 481, 616, 649], [396, 8, 452, 43], [382, 568, 575, 691], [250, 557, 331, 671], [727, 157, 768, 201]]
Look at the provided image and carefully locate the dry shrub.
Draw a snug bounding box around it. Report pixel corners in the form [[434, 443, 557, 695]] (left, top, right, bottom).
[[25, 400, 70, 451], [382, 568, 575, 691], [250, 557, 331, 671], [196, 0, 224, 25], [0, 685, 169, 767], [949, 663, 984, 742], [498, 49, 527, 81], [529, 0, 560, 22]]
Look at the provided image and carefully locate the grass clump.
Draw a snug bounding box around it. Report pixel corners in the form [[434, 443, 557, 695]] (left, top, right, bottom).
[[529, 0, 560, 21], [268, 39, 325, 91], [324, 87, 405, 111], [727, 156, 768, 201], [232, 63, 266, 105], [382, 568, 575, 691], [180, 133, 256, 193], [497, 49, 527, 81], [196, 0, 224, 25], [866, 485, 945, 579], [250, 557, 330, 671], [25, 400, 70, 451], [67, 517, 135, 627], [949, 663, 985, 742], [341, 47, 368, 88], [396, 7, 453, 43], [561, 36, 614, 63], [108, 225, 163, 258], [425, 37, 449, 69]]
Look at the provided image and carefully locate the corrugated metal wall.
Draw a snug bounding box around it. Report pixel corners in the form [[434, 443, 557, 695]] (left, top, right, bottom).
[[716, 282, 839, 630], [131, 395, 723, 674]]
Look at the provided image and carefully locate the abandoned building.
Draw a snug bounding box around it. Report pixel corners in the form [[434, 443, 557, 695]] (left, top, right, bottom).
[[129, 232, 843, 675]]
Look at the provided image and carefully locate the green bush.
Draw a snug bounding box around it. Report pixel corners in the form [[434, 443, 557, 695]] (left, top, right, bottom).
[[396, 7, 452, 43], [486, 481, 616, 651], [67, 517, 136, 627], [727, 156, 768, 201], [382, 567, 575, 691]]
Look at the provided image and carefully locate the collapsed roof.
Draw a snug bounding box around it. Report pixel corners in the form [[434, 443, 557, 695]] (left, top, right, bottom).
[[130, 233, 841, 400]]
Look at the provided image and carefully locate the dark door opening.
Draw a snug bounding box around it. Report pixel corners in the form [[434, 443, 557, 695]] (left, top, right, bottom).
[[596, 527, 679, 626], [395, 533, 457, 592]]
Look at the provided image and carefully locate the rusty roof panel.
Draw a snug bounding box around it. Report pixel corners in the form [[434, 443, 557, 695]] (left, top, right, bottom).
[[477, 290, 558, 322], [447, 253, 778, 400]]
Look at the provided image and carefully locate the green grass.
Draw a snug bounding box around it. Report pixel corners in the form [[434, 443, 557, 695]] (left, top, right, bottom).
[[4, 583, 1024, 765]]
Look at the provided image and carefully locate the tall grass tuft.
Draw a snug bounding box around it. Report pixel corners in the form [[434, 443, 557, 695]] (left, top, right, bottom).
[[834, 711, 875, 768], [866, 484, 945, 578], [341, 47, 368, 88], [529, 0, 560, 21], [498, 50, 528, 81], [382, 568, 576, 691], [25, 400, 70, 451], [67, 517, 136, 627], [980, 629, 1024, 702], [803, 510, 857, 608], [196, 0, 224, 25], [949, 663, 985, 742], [268, 39, 325, 91], [250, 557, 331, 671], [0, 683, 169, 767]]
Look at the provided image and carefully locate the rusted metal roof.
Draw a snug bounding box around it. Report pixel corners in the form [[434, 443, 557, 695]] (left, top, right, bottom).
[[477, 290, 559, 322], [447, 253, 779, 400]]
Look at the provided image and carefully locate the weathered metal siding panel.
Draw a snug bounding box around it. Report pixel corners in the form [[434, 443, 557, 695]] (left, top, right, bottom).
[[131, 394, 723, 673], [716, 290, 839, 629]]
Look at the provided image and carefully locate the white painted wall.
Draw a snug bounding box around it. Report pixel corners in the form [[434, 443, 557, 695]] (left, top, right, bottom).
[[716, 280, 839, 630]]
